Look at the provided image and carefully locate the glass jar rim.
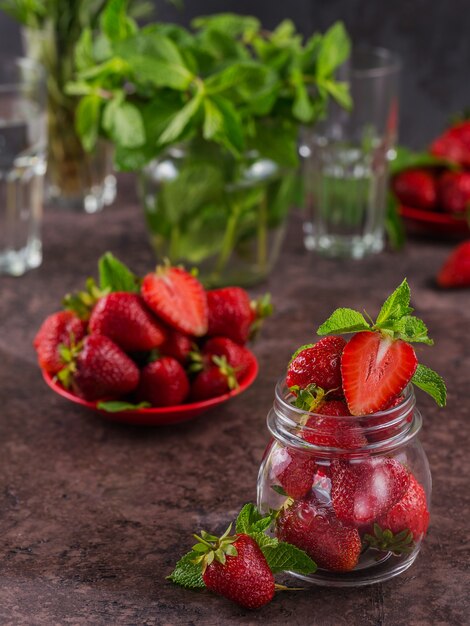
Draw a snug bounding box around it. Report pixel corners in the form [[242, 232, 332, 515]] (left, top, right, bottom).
[[269, 377, 420, 456]]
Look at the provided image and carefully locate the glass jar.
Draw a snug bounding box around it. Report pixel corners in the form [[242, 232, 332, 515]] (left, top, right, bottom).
[[139, 143, 296, 288], [257, 379, 431, 587]]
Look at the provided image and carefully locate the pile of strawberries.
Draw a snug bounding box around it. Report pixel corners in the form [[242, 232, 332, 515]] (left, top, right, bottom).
[[392, 119, 470, 215], [34, 254, 269, 409], [267, 281, 446, 573]]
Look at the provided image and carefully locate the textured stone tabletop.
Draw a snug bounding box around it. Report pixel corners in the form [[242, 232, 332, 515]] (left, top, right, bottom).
[[1, 184, 469, 625]]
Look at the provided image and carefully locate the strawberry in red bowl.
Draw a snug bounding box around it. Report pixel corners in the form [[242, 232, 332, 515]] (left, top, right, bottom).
[[257, 279, 445, 586], [35, 253, 263, 425]]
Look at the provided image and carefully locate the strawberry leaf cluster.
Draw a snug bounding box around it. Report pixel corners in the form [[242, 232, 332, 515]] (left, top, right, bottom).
[[316, 279, 446, 407], [168, 503, 316, 589]]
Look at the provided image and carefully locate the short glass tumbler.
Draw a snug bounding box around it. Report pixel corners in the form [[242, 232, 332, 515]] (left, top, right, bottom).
[[0, 58, 46, 276], [257, 380, 431, 587], [302, 47, 401, 258]]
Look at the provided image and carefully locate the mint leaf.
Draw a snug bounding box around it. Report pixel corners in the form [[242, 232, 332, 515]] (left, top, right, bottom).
[[412, 364, 446, 407], [75, 94, 101, 152], [98, 252, 140, 293], [317, 21, 351, 77], [375, 279, 413, 327], [192, 13, 260, 39], [321, 79, 352, 110], [261, 541, 317, 575], [167, 551, 205, 589], [250, 531, 279, 551], [317, 308, 370, 336], [97, 401, 151, 412], [158, 92, 203, 145], [235, 503, 264, 534], [103, 100, 145, 149], [392, 316, 433, 345]]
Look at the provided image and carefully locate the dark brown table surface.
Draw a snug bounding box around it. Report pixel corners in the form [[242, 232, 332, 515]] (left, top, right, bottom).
[[1, 183, 469, 626]]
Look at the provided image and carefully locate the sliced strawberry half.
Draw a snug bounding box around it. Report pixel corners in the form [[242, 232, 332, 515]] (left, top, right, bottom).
[[141, 266, 208, 337], [341, 331, 418, 416]]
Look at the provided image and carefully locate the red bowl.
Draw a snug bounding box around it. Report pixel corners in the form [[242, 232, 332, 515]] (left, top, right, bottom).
[[399, 204, 470, 238], [41, 354, 259, 426]]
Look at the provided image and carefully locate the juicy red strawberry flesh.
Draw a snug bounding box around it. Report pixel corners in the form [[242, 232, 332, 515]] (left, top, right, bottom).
[[341, 331, 418, 416]]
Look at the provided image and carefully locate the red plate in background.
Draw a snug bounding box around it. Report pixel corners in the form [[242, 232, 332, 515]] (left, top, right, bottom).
[[399, 204, 470, 238], [41, 354, 258, 426]]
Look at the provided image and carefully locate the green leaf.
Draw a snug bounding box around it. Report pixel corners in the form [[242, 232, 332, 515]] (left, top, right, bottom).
[[235, 503, 263, 534], [317, 308, 371, 336], [261, 541, 317, 575], [375, 279, 412, 327], [390, 145, 456, 176], [158, 93, 203, 146], [103, 100, 145, 149], [321, 79, 352, 110], [98, 252, 140, 293], [97, 401, 151, 412], [100, 0, 136, 42], [75, 27, 95, 72], [75, 94, 102, 152], [391, 316, 434, 345], [412, 364, 447, 407], [167, 551, 205, 589], [386, 192, 406, 251], [317, 21, 351, 77], [192, 13, 260, 39], [250, 531, 279, 551], [204, 95, 244, 154]]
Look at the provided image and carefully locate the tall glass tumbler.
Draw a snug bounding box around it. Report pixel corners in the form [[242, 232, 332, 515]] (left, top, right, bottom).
[[302, 48, 401, 258], [0, 59, 46, 276]]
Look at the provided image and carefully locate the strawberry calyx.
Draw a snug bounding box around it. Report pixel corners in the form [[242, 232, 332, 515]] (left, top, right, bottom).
[[56, 337, 84, 389], [192, 524, 239, 573], [363, 523, 415, 556], [63, 278, 109, 321], [249, 293, 273, 340], [212, 355, 239, 390]]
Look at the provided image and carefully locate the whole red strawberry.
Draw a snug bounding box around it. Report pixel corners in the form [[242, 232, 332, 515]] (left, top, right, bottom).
[[341, 331, 417, 415], [392, 169, 437, 210], [89, 292, 166, 352], [438, 171, 470, 214], [377, 474, 429, 540], [277, 495, 361, 572], [431, 120, 470, 167], [286, 336, 346, 393], [203, 337, 254, 381], [34, 311, 87, 374], [141, 265, 208, 337], [207, 287, 253, 345], [159, 326, 193, 363], [60, 335, 140, 401], [437, 240, 470, 288], [269, 444, 317, 500], [190, 363, 236, 402], [303, 400, 367, 450], [136, 357, 189, 407], [330, 457, 410, 526], [195, 529, 275, 609]]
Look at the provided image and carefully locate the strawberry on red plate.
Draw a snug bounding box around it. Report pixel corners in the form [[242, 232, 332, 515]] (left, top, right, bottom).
[[392, 169, 437, 211], [159, 326, 193, 363], [137, 357, 189, 407], [34, 310, 87, 374], [142, 264, 208, 337], [430, 119, 470, 168], [437, 171, 470, 214]]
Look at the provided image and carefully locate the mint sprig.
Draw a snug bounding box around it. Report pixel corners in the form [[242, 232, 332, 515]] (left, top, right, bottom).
[[168, 503, 316, 590], [315, 279, 446, 407], [98, 252, 140, 293], [97, 400, 151, 412]]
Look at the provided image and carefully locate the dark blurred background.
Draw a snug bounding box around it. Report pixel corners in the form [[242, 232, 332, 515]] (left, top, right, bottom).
[[1, 0, 469, 148]]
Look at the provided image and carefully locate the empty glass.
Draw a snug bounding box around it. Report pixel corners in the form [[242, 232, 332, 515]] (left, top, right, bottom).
[[302, 47, 401, 258], [0, 58, 46, 276]]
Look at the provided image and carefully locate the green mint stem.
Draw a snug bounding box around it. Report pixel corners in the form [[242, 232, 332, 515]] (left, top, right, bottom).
[[213, 204, 240, 277], [257, 193, 268, 273], [169, 224, 181, 260]]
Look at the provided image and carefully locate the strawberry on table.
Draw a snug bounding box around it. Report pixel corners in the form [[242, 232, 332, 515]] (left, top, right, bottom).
[[59, 335, 139, 401], [392, 169, 437, 210], [34, 311, 87, 374], [276, 495, 362, 572], [207, 288, 272, 345], [89, 292, 166, 352], [141, 264, 208, 337], [437, 240, 470, 288], [330, 458, 410, 526], [136, 357, 189, 407]]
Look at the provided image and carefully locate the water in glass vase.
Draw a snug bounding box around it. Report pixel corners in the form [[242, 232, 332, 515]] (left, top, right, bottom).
[[304, 141, 389, 259], [0, 119, 46, 276]]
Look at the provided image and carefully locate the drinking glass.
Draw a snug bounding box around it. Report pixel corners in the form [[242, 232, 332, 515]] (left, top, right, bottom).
[[302, 47, 401, 258], [0, 58, 46, 276]]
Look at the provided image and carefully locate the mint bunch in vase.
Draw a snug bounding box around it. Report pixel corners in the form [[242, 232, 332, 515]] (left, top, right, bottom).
[[70, 9, 352, 285]]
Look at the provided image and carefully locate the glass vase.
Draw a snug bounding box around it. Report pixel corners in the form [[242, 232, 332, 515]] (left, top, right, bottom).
[[138, 142, 297, 287]]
